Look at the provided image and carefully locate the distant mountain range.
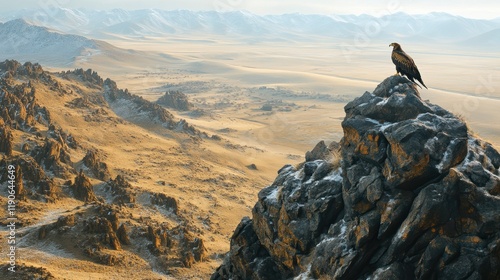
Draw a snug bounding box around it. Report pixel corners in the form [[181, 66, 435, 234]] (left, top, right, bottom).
[[0, 19, 102, 66], [0, 18, 176, 67], [1, 9, 499, 45], [0, 9, 497, 67]]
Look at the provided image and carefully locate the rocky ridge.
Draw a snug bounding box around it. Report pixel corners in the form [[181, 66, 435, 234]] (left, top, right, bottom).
[[212, 76, 500, 280]]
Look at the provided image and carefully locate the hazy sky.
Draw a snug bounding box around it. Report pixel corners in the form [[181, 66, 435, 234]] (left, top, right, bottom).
[[2, 0, 499, 19]]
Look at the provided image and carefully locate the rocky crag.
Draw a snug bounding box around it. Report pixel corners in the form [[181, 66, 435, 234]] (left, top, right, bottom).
[[213, 76, 500, 280], [156, 90, 193, 111]]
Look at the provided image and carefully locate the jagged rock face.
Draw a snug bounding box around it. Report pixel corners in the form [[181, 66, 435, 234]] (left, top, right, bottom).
[[213, 76, 500, 280], [83, 150, 111, 181], [156, 90, 193, 111]]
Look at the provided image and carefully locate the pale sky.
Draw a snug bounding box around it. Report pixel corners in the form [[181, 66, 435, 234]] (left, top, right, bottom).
[[1, 0, 499, 19]]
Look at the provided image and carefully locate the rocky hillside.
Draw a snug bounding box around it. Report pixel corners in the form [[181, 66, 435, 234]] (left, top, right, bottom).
[[0, 60, 229, 279], [213, 76, 500, 279]]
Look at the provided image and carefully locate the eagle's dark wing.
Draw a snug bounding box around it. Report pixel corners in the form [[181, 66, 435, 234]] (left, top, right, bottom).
[[392, 50, 427, 89]]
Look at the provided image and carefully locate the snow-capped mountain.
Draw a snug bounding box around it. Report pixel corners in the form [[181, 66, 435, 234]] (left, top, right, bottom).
[[2, 8, 499, 44], [0, 18, 177, 68], [0, 19, 99, 66], [0, 9, 498, 68]]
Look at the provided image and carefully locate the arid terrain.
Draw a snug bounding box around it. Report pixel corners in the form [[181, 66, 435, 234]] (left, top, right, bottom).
[[0, 10, 499, 280]]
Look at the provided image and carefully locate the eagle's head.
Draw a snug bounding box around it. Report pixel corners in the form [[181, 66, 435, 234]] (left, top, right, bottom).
[[389, 42, 402, 51]]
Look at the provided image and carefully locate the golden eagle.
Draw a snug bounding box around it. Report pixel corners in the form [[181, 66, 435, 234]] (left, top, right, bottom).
[[389, 42, 427, 89]]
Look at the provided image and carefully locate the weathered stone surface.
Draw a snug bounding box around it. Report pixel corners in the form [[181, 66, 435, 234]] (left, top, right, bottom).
[[212, 217, 290, 280], [83, 150, 111, 181], [305, 140, 330, 161], [181, 235, 208, 268], [72, 171, 98, 202], [214, 76, 500, 280], [0, 156, 57, 200], [31, 138, 74, 179], [106, 175, 136, 204], [83, 216, 121, 250], [117, 224, 131, 245], [0, 125, 13, 156], [151, 193, 179, 215]]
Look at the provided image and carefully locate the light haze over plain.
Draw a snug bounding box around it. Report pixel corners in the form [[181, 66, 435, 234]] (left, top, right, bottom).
[[2, 0, 499, 19]]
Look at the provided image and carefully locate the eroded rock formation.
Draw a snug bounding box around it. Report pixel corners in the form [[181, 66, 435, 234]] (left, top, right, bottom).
[[213, 76, 500, 280], [83, 150, 111, 181], [156, 90, 193, 111]]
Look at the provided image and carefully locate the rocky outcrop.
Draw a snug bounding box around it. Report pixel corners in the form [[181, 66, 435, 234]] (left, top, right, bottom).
[[179, 229, 209, 268], [145, 223, 207, 269], [213, 76, 500, 280], [151, 192, 179, 215], [14, 165, 25, 198], [1, 263, 55, 280], [106, 175, 136, 204], [0, 156, 56, 200], [71, 171, 98, 202], [82, 206, 126, 252], [83, 150, 111, 181], [0, 125, 13, 156], [31, 138, 74, 179], [104, 78, 176, 125], [63, 68, 104, 88], [156, 90, 193, 111], [103, 78, 207, 137], [117, 224, 131, 245], [0, 61, 52, 129]]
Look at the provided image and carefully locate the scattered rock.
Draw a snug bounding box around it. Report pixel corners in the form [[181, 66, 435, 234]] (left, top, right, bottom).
[[247, 164, 258, 170], [261, 104, 273, 111]]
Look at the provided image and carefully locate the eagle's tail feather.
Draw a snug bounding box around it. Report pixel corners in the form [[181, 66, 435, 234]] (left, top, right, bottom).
[[418, 78, 428, 89]]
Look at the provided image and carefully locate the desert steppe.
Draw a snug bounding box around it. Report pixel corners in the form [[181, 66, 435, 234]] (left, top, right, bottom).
[[1, 16, 500, 279]]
